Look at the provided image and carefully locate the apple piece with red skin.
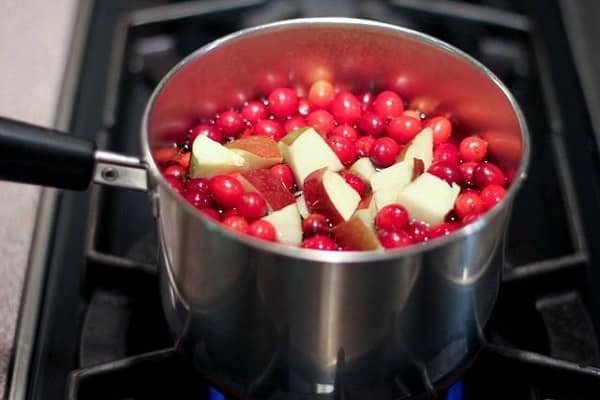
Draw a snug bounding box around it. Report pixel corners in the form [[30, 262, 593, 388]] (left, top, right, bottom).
[[303, 168, 361, 225], [332, 215, 382, 251], [397, 172, 461, 226], [238, 169, 295, 211], [279, 127, 344, 188], [225, 136, 282, 169], [261, 203, 302, 245], [189, 135, 247, 178]]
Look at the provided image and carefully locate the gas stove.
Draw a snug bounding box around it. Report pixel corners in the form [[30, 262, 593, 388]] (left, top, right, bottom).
[[7, 1, 600, 399]]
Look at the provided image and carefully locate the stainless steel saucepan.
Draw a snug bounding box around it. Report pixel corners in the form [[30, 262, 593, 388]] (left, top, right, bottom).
[[0, 18, 529, 398]]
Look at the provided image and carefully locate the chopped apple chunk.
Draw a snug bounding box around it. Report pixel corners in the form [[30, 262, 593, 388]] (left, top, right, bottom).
[[397, 172, 461, 226]]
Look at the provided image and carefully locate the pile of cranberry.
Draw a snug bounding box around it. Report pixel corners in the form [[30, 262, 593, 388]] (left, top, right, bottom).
[[158, 80, 509, 250]]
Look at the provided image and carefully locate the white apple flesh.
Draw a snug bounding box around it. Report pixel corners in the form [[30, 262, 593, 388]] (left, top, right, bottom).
[[279, 128, 343, 188], [397, 172, 461, 226], [261, 203, 303, 245], [349, 157, 377, 181], [189, 135, 247, 178], [369, 160, 414, 210], [401, 127, 434, 169]]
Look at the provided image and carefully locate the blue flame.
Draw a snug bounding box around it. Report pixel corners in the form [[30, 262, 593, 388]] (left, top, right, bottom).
[[209, 387, 225, 400], [446, 379, 464, 400]]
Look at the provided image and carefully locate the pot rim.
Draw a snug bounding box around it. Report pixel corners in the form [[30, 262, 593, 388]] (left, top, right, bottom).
[[140, 17, 531, 264]]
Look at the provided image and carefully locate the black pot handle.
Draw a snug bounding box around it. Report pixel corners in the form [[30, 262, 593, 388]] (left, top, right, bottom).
[[0, 116, 96, 190]]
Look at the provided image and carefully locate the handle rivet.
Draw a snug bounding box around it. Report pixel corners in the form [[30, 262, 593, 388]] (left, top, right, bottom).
[[101, 167, 118, 181]]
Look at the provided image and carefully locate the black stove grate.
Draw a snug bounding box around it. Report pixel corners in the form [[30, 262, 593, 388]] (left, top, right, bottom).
[[17, 1, 600, 399]]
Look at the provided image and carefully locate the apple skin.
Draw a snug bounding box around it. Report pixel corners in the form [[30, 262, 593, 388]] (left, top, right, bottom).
[[226, 136, 282, 169], [239, 169, 295, 211], [332, 215, 382, 250], [303, 167, 360, 225]]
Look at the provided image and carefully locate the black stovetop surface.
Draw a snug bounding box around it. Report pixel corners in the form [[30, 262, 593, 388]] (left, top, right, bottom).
[[11, 1, 600, 399]]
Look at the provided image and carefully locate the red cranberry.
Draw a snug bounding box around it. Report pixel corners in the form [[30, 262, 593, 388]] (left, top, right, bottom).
[[428, 222, 458, 239], [237, 192, 267, 221], [327, 135, 358, 166], [459, 136, 488, 162], [302, 214, 330, 237], [480, 184, 507, 210], [284, 115, 307, 133], [375, 205, 409, 231], [298, 98, 311, 116], [358, 112, 386, 137], [189, 123, 222, 143], [268, 88, 299, 118], [270, 164, 295, 191], [378, 230, 413, 249], [434, 143, 460, 165], [222, 215, 249, 234], [163, 164, 186, 180], [187, 178, 210, 193], [301, 235, 337, 250], [472, 162, 506, 188], [405, 221, 430, 243], [308, 80, 335, 108], [358, 92, 374, 111], [165, 175, 184, 195], [331, 124, 358, 142], [370, 137, 400, 168], [454, 192, 483, 218], [356, 136, 376, 158], [216, 111, 245, 138], [330, 92, 362, 124], [221, 208, 240, 220], [373, 90, 404, 118], [462, 213, 481, 225], [428, 161, 463, 185], [184, 190, 213, 210], [241, 101, 269, 123], [307, 110, 336, 136], [459, 162, 478, 186], [247, 220, 277, 242], [425, 116, 452, 144], [208, 175, 245, 208], [386, 116, 422, 144], [341, 172, 367, 197], [201, 208, 220, 221], [254, 119, 285, 141]]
